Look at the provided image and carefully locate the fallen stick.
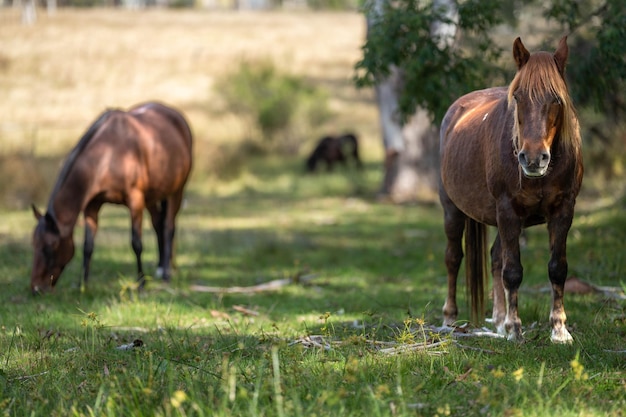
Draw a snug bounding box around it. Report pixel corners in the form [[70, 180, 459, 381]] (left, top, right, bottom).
[[232, 305, 260, 316], [10, 371, 49, 381], [379, 340, 449, 355], [190, 274, 318, 294]]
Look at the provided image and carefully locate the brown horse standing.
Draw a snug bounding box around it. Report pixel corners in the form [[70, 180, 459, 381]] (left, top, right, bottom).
[[31, 102, 193, 294], [439, 37, 583, 343]]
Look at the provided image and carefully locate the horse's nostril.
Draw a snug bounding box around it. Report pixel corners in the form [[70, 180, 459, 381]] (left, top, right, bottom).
[[517, 151, 528, 166]]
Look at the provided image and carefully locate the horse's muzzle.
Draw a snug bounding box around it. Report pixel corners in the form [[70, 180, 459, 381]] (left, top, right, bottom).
[[518, 149, 550, 177], [30, 273, 58, 295]]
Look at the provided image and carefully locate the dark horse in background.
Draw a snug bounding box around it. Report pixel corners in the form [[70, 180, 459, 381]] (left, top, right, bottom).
[[31, 102, 193, 294], [306, 133, 363, 172], [439, 37, 583, 343]]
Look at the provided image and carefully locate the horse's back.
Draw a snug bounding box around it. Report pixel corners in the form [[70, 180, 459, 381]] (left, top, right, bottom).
[[85, 102, 192, 203], [439, 87, 510, 226], [440, 87, 508, 146], [129, 102, 193, 151]]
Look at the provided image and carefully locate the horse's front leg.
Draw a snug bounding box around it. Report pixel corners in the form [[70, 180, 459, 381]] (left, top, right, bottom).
[[547, 209, 575, 344], [82, 202, 102, 291], [497, 203, 524, 341]]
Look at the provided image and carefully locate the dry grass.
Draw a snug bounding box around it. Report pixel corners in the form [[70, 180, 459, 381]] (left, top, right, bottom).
[[0, 8, 380, 207], [0, 9, 381, 207]]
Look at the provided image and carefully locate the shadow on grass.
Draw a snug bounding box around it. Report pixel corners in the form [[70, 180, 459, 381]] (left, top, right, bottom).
[[3, 158, 625, 366]]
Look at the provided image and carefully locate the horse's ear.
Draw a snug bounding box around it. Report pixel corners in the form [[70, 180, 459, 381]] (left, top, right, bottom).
[[554, 36, 569, 76], [513, 37, 530, 70], [32, 204, 43, 220]]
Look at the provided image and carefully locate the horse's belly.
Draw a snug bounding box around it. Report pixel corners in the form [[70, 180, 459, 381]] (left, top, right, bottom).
[[143, 169, 189, 201], [445, 184, 498, 226], [440, 143, 497, 225]]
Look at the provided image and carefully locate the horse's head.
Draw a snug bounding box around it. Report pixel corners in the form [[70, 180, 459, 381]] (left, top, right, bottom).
[[510, 36, 569, 178], [31, 205, 75, 294], [306, 154, 317, 172]]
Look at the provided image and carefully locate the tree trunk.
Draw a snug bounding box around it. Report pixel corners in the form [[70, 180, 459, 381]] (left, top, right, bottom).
[[21, 0, 37, 25], [47, 0, 57, 16], [374, 68, 440, 202], [368, 0, 457, 203]]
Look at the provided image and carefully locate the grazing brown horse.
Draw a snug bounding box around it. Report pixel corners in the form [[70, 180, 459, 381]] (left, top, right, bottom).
[[439, 37, 583, 343], [31, 102, 193, 294], [306, 133, 362, 172]]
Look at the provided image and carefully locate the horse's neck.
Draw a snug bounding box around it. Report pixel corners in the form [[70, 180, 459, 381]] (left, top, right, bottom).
[[48, 169, 94, 237]]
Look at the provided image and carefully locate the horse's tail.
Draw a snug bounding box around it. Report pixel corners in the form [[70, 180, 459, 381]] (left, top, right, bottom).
[[465, 218, 488, 325]]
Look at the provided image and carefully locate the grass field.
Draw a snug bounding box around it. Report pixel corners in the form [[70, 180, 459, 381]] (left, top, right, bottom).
[[0, 8, 625, 417]]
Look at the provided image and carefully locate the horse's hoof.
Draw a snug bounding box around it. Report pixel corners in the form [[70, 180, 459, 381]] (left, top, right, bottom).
[[495, 322, 507, 337], [155, 267, 164, 280], [507, 332, 524, 343], [551, 328, 573, 344], [155, 267, 172, 282], [505, 321, 524, 342]]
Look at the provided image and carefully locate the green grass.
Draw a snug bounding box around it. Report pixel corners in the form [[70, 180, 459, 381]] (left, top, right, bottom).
[[0, 160, 625, 416]]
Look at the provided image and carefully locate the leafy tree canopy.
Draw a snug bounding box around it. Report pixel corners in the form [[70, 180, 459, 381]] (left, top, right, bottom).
[[355, 0, 625, 125]]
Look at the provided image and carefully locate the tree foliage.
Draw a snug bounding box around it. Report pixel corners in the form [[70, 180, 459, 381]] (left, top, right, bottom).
[[544, 0, 626, 119], [355, 0, 506, 124], [355, 0, 626, 125]]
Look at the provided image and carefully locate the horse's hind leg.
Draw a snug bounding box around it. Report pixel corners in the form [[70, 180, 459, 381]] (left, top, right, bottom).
[[441, 198, 466, 326], [490, 235, 506, 335], [159, 190, 184, 282], [496, 211, 524, 341], [148, 201, 166, 279], [351, 137, 363, 169]]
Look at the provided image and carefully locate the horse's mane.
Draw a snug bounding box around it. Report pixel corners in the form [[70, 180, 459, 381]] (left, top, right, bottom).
[[47, 110, 114, 219], [507, 51, 581, 157]]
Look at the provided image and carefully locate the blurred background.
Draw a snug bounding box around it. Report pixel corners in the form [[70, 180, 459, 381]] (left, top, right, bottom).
[[0, 0, 624, 209]]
